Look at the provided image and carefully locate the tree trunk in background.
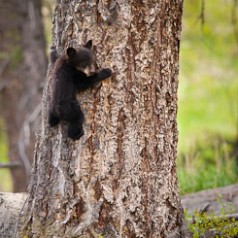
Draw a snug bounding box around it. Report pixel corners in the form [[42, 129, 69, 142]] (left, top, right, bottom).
[[19, 0, 184, 237], [0, 0, 47, 192]]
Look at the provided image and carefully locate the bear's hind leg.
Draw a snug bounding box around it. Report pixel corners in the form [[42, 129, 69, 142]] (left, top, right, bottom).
[[67, 103, 85, 140], [67, 122, 84, 140]]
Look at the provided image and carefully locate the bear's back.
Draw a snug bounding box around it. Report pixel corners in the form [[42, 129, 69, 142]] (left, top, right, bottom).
[[52, 56, 77, 103]]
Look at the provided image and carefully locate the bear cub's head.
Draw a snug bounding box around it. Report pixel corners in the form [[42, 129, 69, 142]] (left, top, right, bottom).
[[66, 40, 93, 73]]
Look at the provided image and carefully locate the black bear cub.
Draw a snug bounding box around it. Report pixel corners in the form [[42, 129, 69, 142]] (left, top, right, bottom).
[[49, 40, 112, 140]]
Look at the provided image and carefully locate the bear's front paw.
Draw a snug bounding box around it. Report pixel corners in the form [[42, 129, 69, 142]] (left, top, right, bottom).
[[98, 68, 112, 80]]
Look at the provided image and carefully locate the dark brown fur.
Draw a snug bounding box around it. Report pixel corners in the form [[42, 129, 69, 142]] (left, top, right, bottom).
[[49, 40, 112, 140]]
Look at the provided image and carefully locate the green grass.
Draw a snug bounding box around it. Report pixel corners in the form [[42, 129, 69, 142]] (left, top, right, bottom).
[[178, 136, 238, 195], [185, 204, 238, 238], [185, 196, 238, 237]]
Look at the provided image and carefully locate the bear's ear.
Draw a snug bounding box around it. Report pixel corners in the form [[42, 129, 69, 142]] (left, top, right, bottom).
[[67, 47, 76, 58], [84, 40, 92, 49]]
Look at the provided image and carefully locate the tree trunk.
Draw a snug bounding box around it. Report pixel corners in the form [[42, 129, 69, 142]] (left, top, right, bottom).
[[0, 0, 47, 192], [19, 0, 184, 237], [3, 185, 238, 237], [0, 192, 26, 238]]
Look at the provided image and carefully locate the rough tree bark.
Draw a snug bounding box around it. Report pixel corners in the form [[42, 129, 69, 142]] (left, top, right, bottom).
[[0, 0, 47, 191], [19, 1, 184, 237], [3, 185, 238, 237]]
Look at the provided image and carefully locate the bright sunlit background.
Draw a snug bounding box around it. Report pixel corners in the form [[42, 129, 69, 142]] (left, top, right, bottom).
[[178, 0, 238, 194]]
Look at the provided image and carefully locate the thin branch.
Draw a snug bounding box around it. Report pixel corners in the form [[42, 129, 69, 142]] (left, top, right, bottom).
[[0, 162, 21, 169], [0, 59, 10, 76], [200, 0, 205, 29], [18, 102, 42, 178], [0, 59, 11, 91]]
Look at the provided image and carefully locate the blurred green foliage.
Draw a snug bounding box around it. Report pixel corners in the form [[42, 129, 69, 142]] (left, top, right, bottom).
[[178, 0, 238, 194], [0, 120, 12, 191]]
